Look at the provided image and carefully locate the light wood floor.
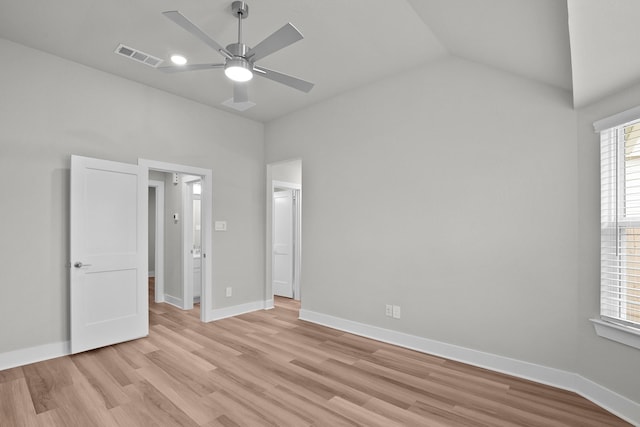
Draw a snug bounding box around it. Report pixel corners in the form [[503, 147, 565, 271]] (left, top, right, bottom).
[[0, 282, 631, 426]]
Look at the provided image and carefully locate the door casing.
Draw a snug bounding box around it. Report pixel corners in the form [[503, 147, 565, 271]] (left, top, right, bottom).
[[139, 159, 214, 322]]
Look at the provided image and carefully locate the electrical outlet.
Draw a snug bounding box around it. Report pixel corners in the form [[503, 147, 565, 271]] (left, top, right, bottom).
[[225, 287, 232, 297], [392, 305, 401, 319], [385, 304, 393, 317]]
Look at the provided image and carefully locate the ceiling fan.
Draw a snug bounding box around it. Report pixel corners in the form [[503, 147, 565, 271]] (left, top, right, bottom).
[[159, 1, 314, 104]]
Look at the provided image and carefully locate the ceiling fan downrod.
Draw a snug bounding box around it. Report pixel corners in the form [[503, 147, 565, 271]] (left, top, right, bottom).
[[227, 1, 250, 59], [233, 1, 248, 45]]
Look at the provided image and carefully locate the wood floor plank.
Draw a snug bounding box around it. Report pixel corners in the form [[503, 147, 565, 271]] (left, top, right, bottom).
[[22, 357, 73, 414], [0, 378, 39, 427], [327, 395, 405, 427], [0, 365, 24, 383], [71, 350, 131, 409], [136, 364, 218, 425], [0, 290, 632, 426]]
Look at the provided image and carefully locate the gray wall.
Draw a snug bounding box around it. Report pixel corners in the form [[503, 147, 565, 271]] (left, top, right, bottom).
[[266, 56, 584, 376], [266, 54, 640, 404], [0, 38, 265, 353]]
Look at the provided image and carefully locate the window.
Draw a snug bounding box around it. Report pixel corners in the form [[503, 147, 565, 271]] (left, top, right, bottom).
[[599, 116, 640, 330]]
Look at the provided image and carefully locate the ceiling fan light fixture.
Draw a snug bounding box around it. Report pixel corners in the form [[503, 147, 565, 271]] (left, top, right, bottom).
[[170, 54, 187, 65], [224, 58, 253, 82]]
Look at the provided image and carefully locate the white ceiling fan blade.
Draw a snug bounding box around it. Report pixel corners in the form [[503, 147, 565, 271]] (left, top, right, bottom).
[[254, 66, 314, 93], [162, 11, 232, 59], [158, 63, 225, 73], [247, 23, 303, 62], [233, 83, 249, 103]]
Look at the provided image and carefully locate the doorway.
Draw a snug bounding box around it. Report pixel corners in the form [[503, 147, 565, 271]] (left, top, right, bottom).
[[266, 159, 302, 304], [183, 176, 202, 306], [140, 159, 214, 323], [273, 185, 301, 299], [148, 179, 165, 303]]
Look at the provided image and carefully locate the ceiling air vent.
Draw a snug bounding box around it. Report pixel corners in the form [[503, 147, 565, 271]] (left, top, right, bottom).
[[114, 44, 163, 68]]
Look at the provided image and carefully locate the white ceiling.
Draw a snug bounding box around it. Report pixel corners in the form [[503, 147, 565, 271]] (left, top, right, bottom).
[[0, 0, 637, 121]]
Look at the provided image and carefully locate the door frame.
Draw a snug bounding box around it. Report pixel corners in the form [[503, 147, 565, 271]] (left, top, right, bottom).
[[148, 180, 165, 303], [272, 180, 302, 300], [139, 159, 214, 322]]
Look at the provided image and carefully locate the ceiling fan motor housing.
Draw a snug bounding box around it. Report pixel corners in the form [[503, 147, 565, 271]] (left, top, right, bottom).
[[226, 42, 250, 58]]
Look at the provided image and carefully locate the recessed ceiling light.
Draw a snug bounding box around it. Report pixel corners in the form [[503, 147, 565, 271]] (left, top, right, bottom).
[[170, 54, 187, 65]]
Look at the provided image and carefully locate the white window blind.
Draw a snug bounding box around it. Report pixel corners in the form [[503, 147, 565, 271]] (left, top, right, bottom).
[[600, 118, 640, 329]]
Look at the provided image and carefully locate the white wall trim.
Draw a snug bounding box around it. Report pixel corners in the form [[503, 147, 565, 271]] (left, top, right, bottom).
[[207, 300, 271, 321], [591, 318, 640, 350], [593, 105, 640, 133], [299, 309, 640, 425], [163, 294, 184, 309], [264, 298, 275, 310], [0, 341, 70, 371]]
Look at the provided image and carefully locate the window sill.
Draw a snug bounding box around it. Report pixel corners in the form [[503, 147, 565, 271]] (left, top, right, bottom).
[[590, 318, 640, 350]]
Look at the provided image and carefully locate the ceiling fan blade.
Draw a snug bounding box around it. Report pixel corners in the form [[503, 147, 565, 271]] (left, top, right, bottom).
[[162, 11, 232, 59], [254, 66, 314, 93], [158, 63, 225, 73], [247, 23, 303, 62], [233, 83, 249, 103]]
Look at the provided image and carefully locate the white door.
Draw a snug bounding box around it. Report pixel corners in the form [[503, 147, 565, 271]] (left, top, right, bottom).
[[70, 155, 148, 354], [273, 190, 294, 298]]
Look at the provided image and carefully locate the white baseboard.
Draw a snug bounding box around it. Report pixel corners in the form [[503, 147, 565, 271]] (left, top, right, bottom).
[[163, 294, 183, 309], [148, 270, 155, 277], [207, 300, 270, 321], [265, 298, 274, 310], [299, 309, 640, 425], [0, 341, 70, 371]]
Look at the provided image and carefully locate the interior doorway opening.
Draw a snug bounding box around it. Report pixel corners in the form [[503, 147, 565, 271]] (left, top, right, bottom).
[[183, 176, 202, 306], [141, 159, 214, 323], [266, 159, 302, 305]]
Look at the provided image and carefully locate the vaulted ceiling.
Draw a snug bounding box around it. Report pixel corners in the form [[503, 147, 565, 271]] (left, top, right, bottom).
[[0, 0, 638, 122]]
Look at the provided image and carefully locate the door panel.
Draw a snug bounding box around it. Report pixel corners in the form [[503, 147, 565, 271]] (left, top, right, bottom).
[[273, 190, 294, 298], [70, 155, 148, 354]]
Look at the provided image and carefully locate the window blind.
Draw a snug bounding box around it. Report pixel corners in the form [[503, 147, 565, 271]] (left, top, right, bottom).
[[600, 118, 640, 328]]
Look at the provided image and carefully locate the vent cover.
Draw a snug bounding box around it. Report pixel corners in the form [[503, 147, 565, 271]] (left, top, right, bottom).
[[114, 44, 163, 68]]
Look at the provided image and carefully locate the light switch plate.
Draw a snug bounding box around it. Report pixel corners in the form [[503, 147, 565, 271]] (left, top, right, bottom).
[[392, 305, 401, 319], [215, 221, 227, 231]]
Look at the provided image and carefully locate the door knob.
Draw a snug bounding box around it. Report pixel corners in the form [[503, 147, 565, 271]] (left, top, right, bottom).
[[74, 262, 92, 268]]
